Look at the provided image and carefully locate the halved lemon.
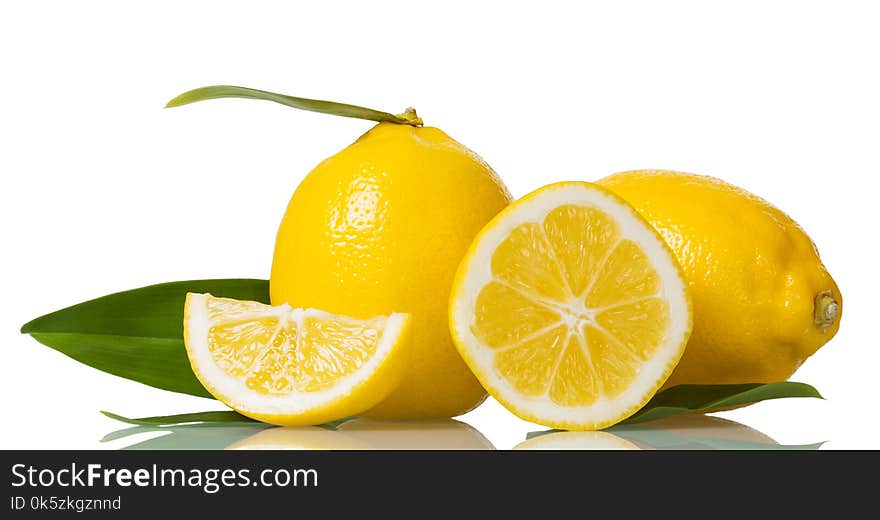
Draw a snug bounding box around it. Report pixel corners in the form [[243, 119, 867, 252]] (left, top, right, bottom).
[[449, 182, 692, 430], [184, 293, 411, 426]]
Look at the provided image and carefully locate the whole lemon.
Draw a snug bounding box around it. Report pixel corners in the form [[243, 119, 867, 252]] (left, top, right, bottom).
[[598, 170, 841, 387], [270, 122, 512, 418]]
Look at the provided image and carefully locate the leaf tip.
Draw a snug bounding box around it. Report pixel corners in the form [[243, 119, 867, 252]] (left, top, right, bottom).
[[791, 381, 824, 400], [101, 410, 127, 422], [20, 319, 36, 335], [164, 87, 208, 109], [164, 96, 186, 109]]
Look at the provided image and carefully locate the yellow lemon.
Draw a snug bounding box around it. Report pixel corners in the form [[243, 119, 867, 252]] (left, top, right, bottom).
[[449, 182, 692, 430], [183, 293, 411, 426], [270, 122, 512, 418], [598, 170, 841, 387]]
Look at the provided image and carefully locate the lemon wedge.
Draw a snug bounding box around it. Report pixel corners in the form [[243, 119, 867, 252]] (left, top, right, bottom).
[[449, 182, 692, 430], [184, 293, 410, 426]]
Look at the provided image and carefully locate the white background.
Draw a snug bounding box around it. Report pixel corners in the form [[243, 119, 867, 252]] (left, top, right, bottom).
[[1, 1, 877, 449]]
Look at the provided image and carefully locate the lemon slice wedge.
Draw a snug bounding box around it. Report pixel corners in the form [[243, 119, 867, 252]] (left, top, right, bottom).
[[450, 182, 692, 430], [184, 293, 410, 426]]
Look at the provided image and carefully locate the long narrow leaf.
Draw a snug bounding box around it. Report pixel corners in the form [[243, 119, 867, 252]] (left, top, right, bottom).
[[21, 279, 269, 397], [32, 333, 211, 398], [621, 382, 822, 425], [524, 381, 823, 434], [166, 85, 421, 125], [101, 410, 256, 426], [102, 410, 353, 430]]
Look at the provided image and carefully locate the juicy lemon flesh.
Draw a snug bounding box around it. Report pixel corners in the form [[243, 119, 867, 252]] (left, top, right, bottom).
[[205, 297, 384, 395], [185, 293, 410, 426], [473, 204, 670, 408]]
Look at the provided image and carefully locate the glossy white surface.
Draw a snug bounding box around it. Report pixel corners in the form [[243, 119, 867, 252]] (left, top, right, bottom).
[[1, 1, 876, 449]]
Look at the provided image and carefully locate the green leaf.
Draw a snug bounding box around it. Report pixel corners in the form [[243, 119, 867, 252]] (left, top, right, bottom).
[[21, 279, 269, 398], [524, 381, 823, 435], [621, 382, 823, 425], [101, 410, 257, 426], [102, 410, 352, 429], [29, 333, 211, 398], [166, 85, 422, 126], [100, 411, 353, 449]]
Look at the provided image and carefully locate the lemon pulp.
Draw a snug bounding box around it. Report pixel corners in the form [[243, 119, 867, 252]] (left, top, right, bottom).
[[450, 182, 692, 430], [477, 204, 670, 403], [184, 293, 410, 426], [206, 297, 385, 394]]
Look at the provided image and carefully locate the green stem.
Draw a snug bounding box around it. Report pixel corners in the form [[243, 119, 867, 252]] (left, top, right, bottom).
[[165, 85, 422, 126]]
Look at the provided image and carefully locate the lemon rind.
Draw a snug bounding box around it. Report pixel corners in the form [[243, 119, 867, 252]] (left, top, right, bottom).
[[184, 293, 409, 418], [450, 182, 693, 430]]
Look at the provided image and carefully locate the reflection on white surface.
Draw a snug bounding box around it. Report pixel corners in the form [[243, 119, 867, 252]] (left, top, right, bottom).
[[103, 413, 822, 450], [226, 426, 371, 450], [516, 431, 640, 450], [103, 423, 271, 450], [336, 418, 495, 450], [105, 418, 495, 450], [519, 415, 824, 450], [228, 419, 495, 450]]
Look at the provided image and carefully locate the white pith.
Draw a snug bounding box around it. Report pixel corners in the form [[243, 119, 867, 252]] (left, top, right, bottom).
[[185, 293, 407, 416], [451, 183, 691, 428]]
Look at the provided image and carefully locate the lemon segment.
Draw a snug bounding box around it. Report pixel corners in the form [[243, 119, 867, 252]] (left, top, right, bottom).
[[450, 182, 692, 430], [184, 293, 410, 426]]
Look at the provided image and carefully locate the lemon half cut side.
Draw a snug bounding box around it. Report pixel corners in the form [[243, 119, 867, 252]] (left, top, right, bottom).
[[449, 182, 692, 430], [184, 293, 411, 426]]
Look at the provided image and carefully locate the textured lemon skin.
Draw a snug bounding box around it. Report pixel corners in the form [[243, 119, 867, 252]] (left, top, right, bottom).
[[270, 122, 512, 419], [598, 170, 842, 387]]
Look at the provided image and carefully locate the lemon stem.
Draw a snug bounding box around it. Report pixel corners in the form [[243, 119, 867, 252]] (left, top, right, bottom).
[[814, 291, 839, 331], [396, 107, 423, 126]]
